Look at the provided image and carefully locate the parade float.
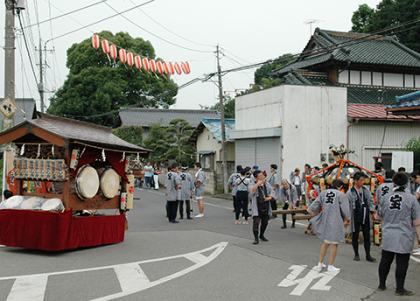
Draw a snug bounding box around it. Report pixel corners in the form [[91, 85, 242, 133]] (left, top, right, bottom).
[[0, 112, 150, 251], [304, 145, 385, 242]]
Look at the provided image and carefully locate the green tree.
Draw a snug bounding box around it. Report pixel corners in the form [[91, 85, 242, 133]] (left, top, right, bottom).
[[167, 119, 195, 167], [351, 1, 420, 53], [143, 119, 195, 166], [351, 4, 375, 33], [403, 136, 420, 170], [143, 121, 172, 164], [111, 126, 143, 146], [48, 31, 178, 126], [200, 95, 235, 118], [238, 53, 294, 96]]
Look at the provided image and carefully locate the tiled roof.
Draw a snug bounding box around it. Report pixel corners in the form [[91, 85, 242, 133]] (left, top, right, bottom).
[[348, 103, 420, 120], [274, 28, 420, 76], [347, 87, 420, 106], [118, 108, 220, 128], [189, 118, 235, 143], [387, 90, 420, 115], [0, 98, 37, 125], [11, 113, 151, 153], [282, 71, 334, 86]]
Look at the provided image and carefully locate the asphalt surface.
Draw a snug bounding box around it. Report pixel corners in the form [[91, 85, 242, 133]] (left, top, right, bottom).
[[0, 187, 419, 301]]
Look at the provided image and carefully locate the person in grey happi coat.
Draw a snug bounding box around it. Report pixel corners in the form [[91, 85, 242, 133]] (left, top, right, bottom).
[[228, 165, 242, 212], [269, 164, 280, 218], [250, 170, 275, 244], [279, 180, 299, 229], [308, 179, 350, 272], [166, 164, 181, 223], [347, 172, 376, 262], [194, 162, 206, 218], [375, 172, 420, 296], [179, 166, 194, 220], [376, 169, 395, 208]]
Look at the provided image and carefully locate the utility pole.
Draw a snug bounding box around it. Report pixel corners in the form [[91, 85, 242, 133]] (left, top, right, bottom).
[[216, 45, 229, 194], [38, 40, 44, 113], [4, 0, 16, 124]]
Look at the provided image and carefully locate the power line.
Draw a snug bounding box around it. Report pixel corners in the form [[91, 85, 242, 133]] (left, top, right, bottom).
[[103, 2, 213, 54], [23, 0, 107, 29], [46, 0, 155, 43], [17, 12, 39, 87], [129, 0, 214, 49]]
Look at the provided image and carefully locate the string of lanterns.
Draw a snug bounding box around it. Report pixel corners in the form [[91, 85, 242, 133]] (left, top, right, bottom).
[[92, 34, 190, 75]]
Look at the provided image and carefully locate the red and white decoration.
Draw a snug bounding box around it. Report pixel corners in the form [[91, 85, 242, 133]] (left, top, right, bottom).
[[109, 44, 117, 60], [101, 39, 109, 54], [134, 55, 142, 69], [92, 34, 100, 49], [127, 52, 134, 67], [119, 48, 126, 63], [91, 34, 190, 75]]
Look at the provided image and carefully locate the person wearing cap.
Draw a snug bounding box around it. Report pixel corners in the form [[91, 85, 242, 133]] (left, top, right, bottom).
[[280, 179, 299, 229], [250, 170, 275, 244], [228, 165, 242, 213], [179, 166, 194, 219], [194, 162, 206, 217], [375, 172, 420, 296], [308, 179, 350, 272], [269, 164, 280, 218]]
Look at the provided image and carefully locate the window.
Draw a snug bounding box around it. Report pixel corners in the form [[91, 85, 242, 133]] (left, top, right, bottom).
[[200, 154, 211, 170]]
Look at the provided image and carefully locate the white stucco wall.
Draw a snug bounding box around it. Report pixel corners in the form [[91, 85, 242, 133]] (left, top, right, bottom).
[[235, 87, 283, 131], [280, 85, 347, 180], [235, 84, 348, 181]]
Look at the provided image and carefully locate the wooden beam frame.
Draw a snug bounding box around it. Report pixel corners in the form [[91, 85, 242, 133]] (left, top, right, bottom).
[[0, 127, 27, 145], [32, 127, 66, 146]]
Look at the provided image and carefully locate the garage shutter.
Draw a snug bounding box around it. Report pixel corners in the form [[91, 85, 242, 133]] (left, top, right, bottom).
[[256, 137, 281, 174], [235, 139, 256, 168]]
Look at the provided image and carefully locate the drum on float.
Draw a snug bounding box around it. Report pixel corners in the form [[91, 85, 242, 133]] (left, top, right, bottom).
[[100, 167, 120, 199], [76, 165, 99, 201]]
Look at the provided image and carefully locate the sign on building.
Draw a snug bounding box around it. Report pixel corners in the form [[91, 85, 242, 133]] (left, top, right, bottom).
[[0, 97, 18, 118]]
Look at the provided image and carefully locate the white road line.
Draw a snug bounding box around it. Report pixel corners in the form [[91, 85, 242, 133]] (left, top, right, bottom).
[[113, 263, 150, 294], [0, 242, 228, 301], [410, 255, 420, 263], [7, 275, 48, 301]]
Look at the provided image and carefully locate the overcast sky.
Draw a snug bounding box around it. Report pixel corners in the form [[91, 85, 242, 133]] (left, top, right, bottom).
[[1, 0, 382, 113]]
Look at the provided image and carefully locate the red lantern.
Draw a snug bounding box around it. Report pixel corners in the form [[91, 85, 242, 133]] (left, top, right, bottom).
[[109, 44, 117, 60], [142, 57, 149, 71], [92, 34, 100, 49], [127, 52, 134, 67], [174, 63, 182, 75], [181, 62, 190, 74], [149, 59, 156, 72], [168, 62, 175, 75], [135, 55, 142, 69], [163, 62, 170, 74], [101, 39, 110, 54], [119, 49, 126, 63], [156, 61, 163, 74]]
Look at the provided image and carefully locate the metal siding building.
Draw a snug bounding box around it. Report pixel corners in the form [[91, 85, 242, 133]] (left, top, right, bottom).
[[348, 121, 420, 169]]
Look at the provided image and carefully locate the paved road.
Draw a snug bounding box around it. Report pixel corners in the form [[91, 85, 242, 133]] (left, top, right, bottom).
[[0, 187, 419, 300]]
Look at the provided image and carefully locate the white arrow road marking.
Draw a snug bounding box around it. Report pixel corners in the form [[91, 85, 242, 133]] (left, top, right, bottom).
[[7, 275, 48, 301], [278, 265, 339, 296], [113, 263, 150, 294], [0, 242, 227, 301]]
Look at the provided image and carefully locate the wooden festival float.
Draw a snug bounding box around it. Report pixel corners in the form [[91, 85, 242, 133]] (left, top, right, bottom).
[[301, 145, 384, 241], [0, 113, 150, 251]]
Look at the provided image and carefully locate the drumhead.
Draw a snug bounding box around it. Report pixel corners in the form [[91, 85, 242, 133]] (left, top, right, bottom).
[[76, 165, 99, 201], [100, 168, 120, 199]]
